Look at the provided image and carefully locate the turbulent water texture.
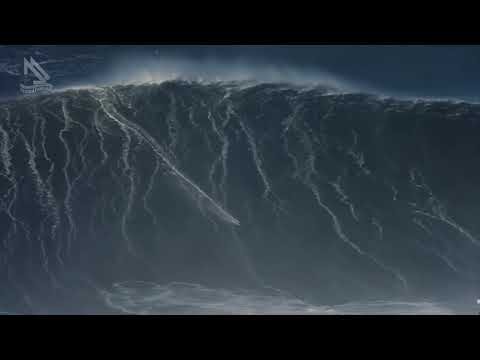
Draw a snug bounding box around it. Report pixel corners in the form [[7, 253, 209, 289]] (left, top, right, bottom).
[[101, 281, 461, 315], [1, 81, 480, 314]]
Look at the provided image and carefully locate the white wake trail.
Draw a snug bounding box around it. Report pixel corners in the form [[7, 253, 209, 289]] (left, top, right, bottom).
[[92, 89, 240, 226], [143, 156, 160, 225]]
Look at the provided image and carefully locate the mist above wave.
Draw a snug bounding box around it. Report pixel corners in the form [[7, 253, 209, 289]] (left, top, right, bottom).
[[99, 56, 357, 90], [43, 54, 478, 105]]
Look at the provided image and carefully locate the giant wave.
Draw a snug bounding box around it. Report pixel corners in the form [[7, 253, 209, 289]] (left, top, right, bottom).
[[1, 80, 480, 314]]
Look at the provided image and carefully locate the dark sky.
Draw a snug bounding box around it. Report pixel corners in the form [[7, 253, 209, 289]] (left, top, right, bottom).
[[1, 45, 480, 100]]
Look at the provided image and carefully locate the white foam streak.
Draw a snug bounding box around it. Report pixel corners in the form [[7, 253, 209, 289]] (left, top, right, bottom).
[[93, 89, 240, 226]]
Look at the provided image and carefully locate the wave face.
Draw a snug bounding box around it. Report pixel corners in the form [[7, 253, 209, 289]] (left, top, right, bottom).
[[1, 81, 480, 314]]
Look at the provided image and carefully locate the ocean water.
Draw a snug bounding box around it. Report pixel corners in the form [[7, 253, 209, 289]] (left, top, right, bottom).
[[1, 81, 480, 314]]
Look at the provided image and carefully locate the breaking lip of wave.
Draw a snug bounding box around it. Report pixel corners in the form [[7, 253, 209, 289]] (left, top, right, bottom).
[[41, 55, 480, 105], [100, 282, 456, 315], [21, 84, 480, 111], [3, 54, 479, 104], [18, 84, 480, 113], [100, 56, 360, 92], [3, 53, 478, 104]]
